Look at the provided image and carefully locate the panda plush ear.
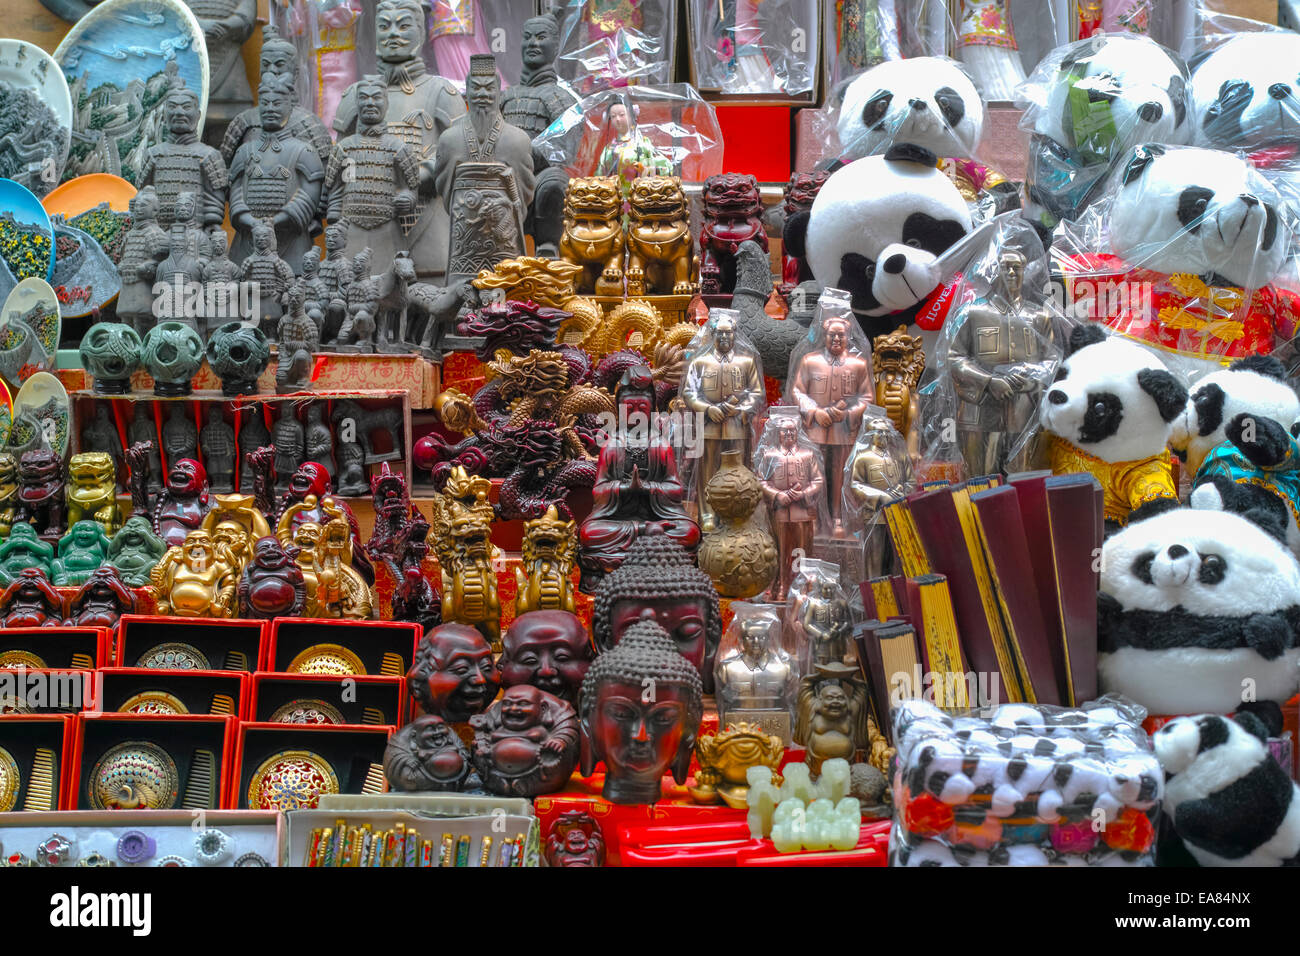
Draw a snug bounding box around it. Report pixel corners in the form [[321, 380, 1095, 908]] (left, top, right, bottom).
[[884, 143, 939, 168], [1168, 74, 1187, 129], [1137, 368, 1189, 423], [783, 210, 810, 260], [1066, 323, 1107, 356], [1236, 701, 1284, 739], [1228, 354, 1288, 381], [1121, 144, 1166, 187]]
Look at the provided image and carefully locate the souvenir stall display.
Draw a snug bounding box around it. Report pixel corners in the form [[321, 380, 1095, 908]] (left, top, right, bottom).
[[6, 0, 1300, 876]]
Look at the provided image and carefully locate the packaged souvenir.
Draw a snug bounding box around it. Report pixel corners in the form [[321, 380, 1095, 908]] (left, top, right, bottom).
[[554, 0, 677, 95], [687, 0, 818, 101]]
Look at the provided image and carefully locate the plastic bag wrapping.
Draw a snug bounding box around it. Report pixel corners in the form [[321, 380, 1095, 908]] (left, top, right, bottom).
[[553, 0, 676, 95], [533, 84, 724, 184], [752, 406, 829, 603], [271, 0, 364, 132], [1016, 33, 1191, 240], [822, 0, 952, 94], [1178, 1, 1287, 61], [890, 697, 1162, 866], [1073, 0, 1177, 47], [687, 0, 818, 99], [713, 600, 800, 745], [1050, 143, 1300, 383], [842, 406, 914, 579], [932, 216, 1064, 477], [953, 0, 1067, 102], [783, 557, 857, 675]]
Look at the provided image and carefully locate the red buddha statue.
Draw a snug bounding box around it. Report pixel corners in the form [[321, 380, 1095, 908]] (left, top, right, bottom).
[[0, 568, 64, 628], [406, 622, 502, 723], [66, 566, 138, 629], [470, 685, 579, 797], [544, 810, 606, 867], [238, 536, 307, 619], [151, 458, 213, 549], [579, 365, 699, 592], [499, 610, 594, 708]]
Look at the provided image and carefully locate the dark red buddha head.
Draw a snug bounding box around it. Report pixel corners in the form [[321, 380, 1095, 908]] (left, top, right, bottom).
[[290, 462, 331, 499], [251, 535, 294, 571], [500, 610, 593, 707], [407, 623, 501, 723], [165, 458, 207, 496]]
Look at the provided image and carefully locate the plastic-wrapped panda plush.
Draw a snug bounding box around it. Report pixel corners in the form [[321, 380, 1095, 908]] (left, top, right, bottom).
[[1098, 507, 1300, 716], [1190, 32, 1300, 152], [782, 144, 972, 342]]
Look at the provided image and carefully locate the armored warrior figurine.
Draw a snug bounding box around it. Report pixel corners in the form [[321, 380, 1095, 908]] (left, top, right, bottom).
[[183, 0, 256, 141], [277, 282, 320, 394], [80, 404, 125, 479], [432, 55, 536, 284], [340, 248, 379, 352], [789, 309, 872, 535], [238, 411, 270, 494], [201, 231, 239, 289], [304, 404, 336, 480], [498, 11, 577, 257], [317, 223, 352, 345], [154, 191, 205, 329], [162, 404, 199, 466], [325, 75, 420, 269], [199, 406, 236, 493], [334, 0, 467, 281], [116, 187, 170, 332], [299, 248, 329, 332], [947, 250, 1057, 476], [140, 85, 229, 230], [238, 222, 296, 335], [128, 406, 163, 494], [681, 312, 764, 531], [220, 25, 334, 174], [756, 413, 824, 603], [228, 72, 325, 271], [272, 405, 306, 494]]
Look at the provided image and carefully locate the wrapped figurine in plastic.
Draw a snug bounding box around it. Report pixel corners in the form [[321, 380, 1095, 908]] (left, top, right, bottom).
[[1017, 33, 1191, 245], [555, 0, 676, 95], [784, 558, 855, 674], [891, 697, 1161, 867], [935, 222, 1062, 477], [689, 0, 817, 99], [785, 289, 873, 536], [843, 408, 913, 579], [1053, 144, 1300, 383], [272, 0, 364, 132], [754, 408, 826, 604], [713, 601, 799, 745], [680, 308, 767, 532]]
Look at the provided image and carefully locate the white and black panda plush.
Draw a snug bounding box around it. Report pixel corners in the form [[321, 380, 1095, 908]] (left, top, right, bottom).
[[1170, 354, 1300, 474], [1154, 710, 1300, 866], [783, 144, 973, 342], [838, 57, 984, 161], [1191, 32, 1300, 153], [1020, 33, 1190, 243], [1040, 323, 1186, 530], [1097, 507, 1300, 716]]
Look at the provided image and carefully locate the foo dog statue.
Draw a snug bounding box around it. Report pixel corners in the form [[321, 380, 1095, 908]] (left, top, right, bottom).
[[626, 176, 694, 296], [559, 176, 625, 296]]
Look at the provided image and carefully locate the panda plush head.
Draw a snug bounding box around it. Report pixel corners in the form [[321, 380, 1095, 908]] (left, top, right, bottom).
[[1097, 507, 1300, 716], [1028, 34, 1190, 158], [1170, 354, 1300, 474], [785, 144, 972, 340], [1110, 144, 1289, 291], [1191, 32, 1300, 152], [836, 57, 985, 162], [1041, 323, 1188, 465]]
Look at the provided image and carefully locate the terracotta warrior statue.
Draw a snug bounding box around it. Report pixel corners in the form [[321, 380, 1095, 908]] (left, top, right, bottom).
[[140, 85, 228, 230]]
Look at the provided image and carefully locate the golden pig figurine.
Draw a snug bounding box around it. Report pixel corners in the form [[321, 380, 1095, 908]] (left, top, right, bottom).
[[66, 452, 120, 535], [690, 722, 784, 809], [150, 529, 238, 618], [515, 504, 577, 615]]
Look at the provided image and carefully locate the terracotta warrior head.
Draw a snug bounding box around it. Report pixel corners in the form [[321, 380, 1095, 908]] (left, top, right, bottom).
[[375, 0, 427, 64]]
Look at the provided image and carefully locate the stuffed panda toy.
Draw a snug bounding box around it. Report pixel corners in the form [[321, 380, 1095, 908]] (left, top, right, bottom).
[[1019, 33, 1190, 244], [1154, 710, 1300, 866], [783, 144, 973, 342], [1059, 144, 1299, 382], [1040, 323, 1186, 530], [1192, 410, 1300, 554], [1170, 354, 1300, 475], [1191, 32, 1300, 154], [1097, 507, 1300, 716], [835, 56, 1020, 221]]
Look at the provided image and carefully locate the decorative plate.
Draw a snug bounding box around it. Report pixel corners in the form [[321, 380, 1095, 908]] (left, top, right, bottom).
[[6, 371, 70, 460], [0, 744, 19, 812], [0, 377, 11, 449], [286, 643, 367, 676], [120, 690, 190, 715], [135, 641, 211, 670], [269, 699, 346, 725], [0, 40, 73, 197], [0, 180, 56, 299], [0, 649, 47, 669], [53, 0, 211, 186], [88, 740, 179, 810], [49, 216, 122, 317], [247, 750, 339, 812], [0, 278, 61, 389]]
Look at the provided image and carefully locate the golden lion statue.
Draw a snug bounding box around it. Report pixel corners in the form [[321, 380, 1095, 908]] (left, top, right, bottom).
[[559, 176, 625, 296], [626, 175, 695, 296]]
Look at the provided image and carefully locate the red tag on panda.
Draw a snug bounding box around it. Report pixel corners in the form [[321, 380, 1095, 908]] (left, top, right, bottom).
[[913, 272, 965, 332]]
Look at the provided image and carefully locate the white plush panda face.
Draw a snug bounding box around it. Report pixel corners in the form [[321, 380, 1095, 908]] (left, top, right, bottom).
[[1153, 713, 1265, 781], [1034, 34, 1190, 157], [1100, 507, 1300, 617], [1110, 145, 1288, 290], [805, 150, 972, 323], [1169, 357, 1300, 473], [837, 57, 984, 161], [1192, 32, 1300, 151], [1041, 333, 1186, 463]]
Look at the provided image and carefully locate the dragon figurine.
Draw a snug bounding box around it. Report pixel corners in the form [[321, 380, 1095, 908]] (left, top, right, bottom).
[[514, 504, 577, 616], [430, 466, 501, 649]]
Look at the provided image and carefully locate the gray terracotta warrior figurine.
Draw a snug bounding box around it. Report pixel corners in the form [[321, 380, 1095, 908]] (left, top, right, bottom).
[[277, 281, 320, 393], [163, 403, 199, 464], [199, 406, 236, 492], [340, 248, 378, 352], [325, 75, 420, 268], [498, 11, 577, 257], [154, 191, 205, 330], [183, 0, 257, 143], [140, 85, 229, 230], [220, 25, 333, 173], [304, 403, 336, 479], [238, 221, 295, 335], [228, 72, 325, 272], [116, 186, 169, 332], [238, 410, 270, 493], [128, 405, 163, 493], [432, 55, 536, 284], [317, 223, 352, 345], [200, 231, 240, 337], [272, 404, 306, 493], [334, 0, 466, 281], [81, 404, 125, 478]]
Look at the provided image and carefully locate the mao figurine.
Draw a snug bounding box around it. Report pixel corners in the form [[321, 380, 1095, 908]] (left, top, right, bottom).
[[383, 715, 472, 792], [756, 414, 824, 602], [579, 620, 704, 805], [500, 610, 594, 709], [470, 685, 580, 797], [50, 520, 112, 586], [107, 516, 168, 588], [544, 811, 605, 867], [406, 622, 501, 723], [66, 566, 137, 629], [432, 55, 536, 283], [150, 529, 239, 618], [66, 451, 120, 534], [237, 535, 306, 619], [515, 505, 576, 615], [789, 311, 872, 534], [715, 609, 798, 743], [947, 249, 1057, 475], [846, 413, 912, 578], [795, 668, 871, 774], [199, 408, 236, 493], [802, 576, 854, 668], [0, 568, 63, 629], [140, 86, 229, 230], [681, 312, 764, 530]]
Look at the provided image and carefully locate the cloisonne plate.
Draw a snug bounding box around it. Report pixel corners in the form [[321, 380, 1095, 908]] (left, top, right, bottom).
[[88, 740, 180, 810], [247, 750, 339, 812]]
